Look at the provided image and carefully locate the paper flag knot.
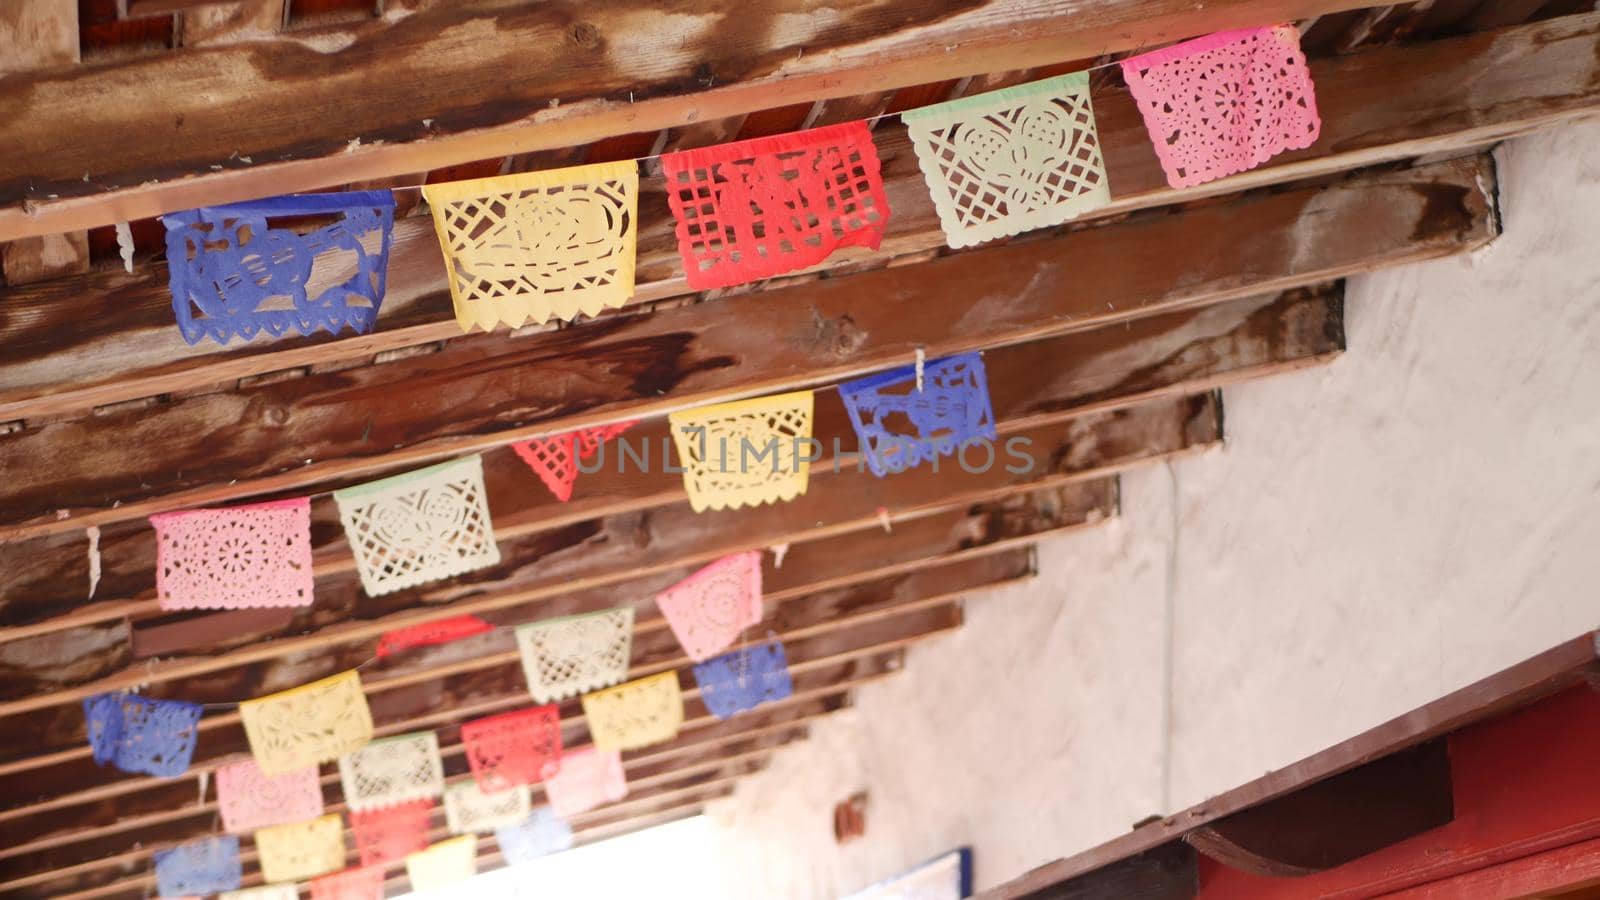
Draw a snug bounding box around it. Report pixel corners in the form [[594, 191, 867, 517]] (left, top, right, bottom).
[[693, 640, 795, 719], [352, 798, 434, 867], [256, 813, 346, 883], [239, 669, 373, 776], [512, 421, 637, 502], [162, 191, 395, 345], [515, 607, 634, 704], [406, 836, 478, 893], [495, 807, 575, 864], [423, 161, 639, 332], [154, 836, 242, 897], [334, 455, 501, 597], [543, 746, 628, 819], [151, 498, 313, 611], [445, 781, 532, 834], [839, 351, 998, 477], [661, 121, 891, 290], [461, 704, 563, 793], [1121, 26, 1321, 188], [655, 551, 763, 662], [216, 757, 324, 833], [581, 670, 684, 752], [339, 731, 445, 813], [310, 866, 386, 900], [904, 71, 1110, 248], [668, 391, 815, 512], [82, 692, 202, 777], [376, 614, 495, 658]]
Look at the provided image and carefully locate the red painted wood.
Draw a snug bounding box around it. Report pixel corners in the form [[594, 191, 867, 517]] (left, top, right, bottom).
[[1381, 835, 1600, 899]]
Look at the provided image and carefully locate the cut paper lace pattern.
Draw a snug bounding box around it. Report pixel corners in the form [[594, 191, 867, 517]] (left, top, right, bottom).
[[310, 866, 386, 900], [661, 121, 891, 290], [838, 351, 998, 477], [154, 836, 241, 897], [424, 162, 639, 332], [352, 799, 433, 866], [405, 836, 478, 893], [1121, 26, 1321, 188], [82, 693, 202, 777], [543, 747, 627, 819], [163, 192, 395, 346], [668, 391, 815, 512], [376, 614, 494, 658], [511, 421, 637, 502], [339, 732, 445, 813], [495, 807, 575, 864], [693, 640, 795, 720], [216, 757, 324, 833], [904, 71, 1109, 248], [239, 669, 374, 776], [444, 781, 532, 834], [581, 671, 684, 752], [654, 551, 763, 662], [151, 498, 313, 611], [515, 607, 633, 703], [257, 813, 346, 884], [220, 885, 298, 900], [461, 704, 562, 793], [334, 455, 501, 597]]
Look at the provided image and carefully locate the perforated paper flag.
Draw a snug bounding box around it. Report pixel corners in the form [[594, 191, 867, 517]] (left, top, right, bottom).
[[661, 121, 891, 290], [339, 731, 445, 813], [334, 455, 501, 597], [495, 807, 574, 864], [655, 551, 762, 662], [461, 704, 562, 793], [839, 352, 997, 477], [310, 866, 386, 900], [515, 607, 633, 704], [151, 498, 313, 611], [257, 813, 345, 883], [423, 161, 638, 333], [668, 391, 814, 512], [511, 421, 637, 502], [1121, 26, 1321, 188], [693, 640, 794, 719], [82, 692, 202, 777], [351, 798, 433, 867], [543, 747, 627, 819], [240, 669, 373, 776], [376, 614, 494, 658], [163, 192, 395, 346], [904, 72, 1109, 248], [405, 835, 477, 893], [444, 781, 532, 834], [580, 670, 683, 752], [216, 757, 324, 834], [220, 885, 298, 900], [154, 836, 241, 897]]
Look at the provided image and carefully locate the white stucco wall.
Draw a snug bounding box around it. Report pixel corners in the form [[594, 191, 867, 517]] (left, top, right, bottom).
[[694, 119, 1600, 898]]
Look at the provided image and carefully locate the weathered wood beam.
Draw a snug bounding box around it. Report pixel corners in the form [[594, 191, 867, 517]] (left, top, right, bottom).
[[1014, 842, 1199, 900], [0, 0, 1389, 240], [0, 154, 1491, 543], [0, 283, 1340, 642]]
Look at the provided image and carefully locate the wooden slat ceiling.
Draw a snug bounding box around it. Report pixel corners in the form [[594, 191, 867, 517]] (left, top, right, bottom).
[[0, 1, 1593, 897]]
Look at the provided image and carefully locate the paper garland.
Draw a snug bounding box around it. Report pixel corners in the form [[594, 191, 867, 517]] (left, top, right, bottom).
[[405, 835, 478, 893], [220, 884, 298, 900], [423, 161, 639, 333], [351, 799, 434, 867], [338, 731, 445, 813], [839, 351, 997, 477], [661, 121, 891, 290], [334, 455, 501, 597], [150, 497, 313, 611], [154, 836, 242, 897], [668, 391, 815, 512], [82, 693, 202, 777], [654, 551, 763, 662], [543, 746, 628, 819], [495, 807, 575, 864], [511, 420, 637, 503], [310, 866, 387, 900], [515, 607, 633, 704], [163, 191, 396, 346], [444, 781, 533, 834], [216, 757, 324, 834], [256, 813, 346, 883], [1121, 26, 1321, 188], [904, 71, 1109, 248], [239, 669, 374, 776], [375, 614, 494, 658], [580, 671, 684, 752], [693, 640, 794, 719], [460, 704, 563, 793]]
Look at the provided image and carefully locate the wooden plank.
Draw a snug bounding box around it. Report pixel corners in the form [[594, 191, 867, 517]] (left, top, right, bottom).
[[0, 282, 1340, 642], [1018, 843, 1198, 900], [0, 154, 1490, 542], [0, 0, 1389, 240], [176, 0, 286, 46], [15, 6, 1598, 423]]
